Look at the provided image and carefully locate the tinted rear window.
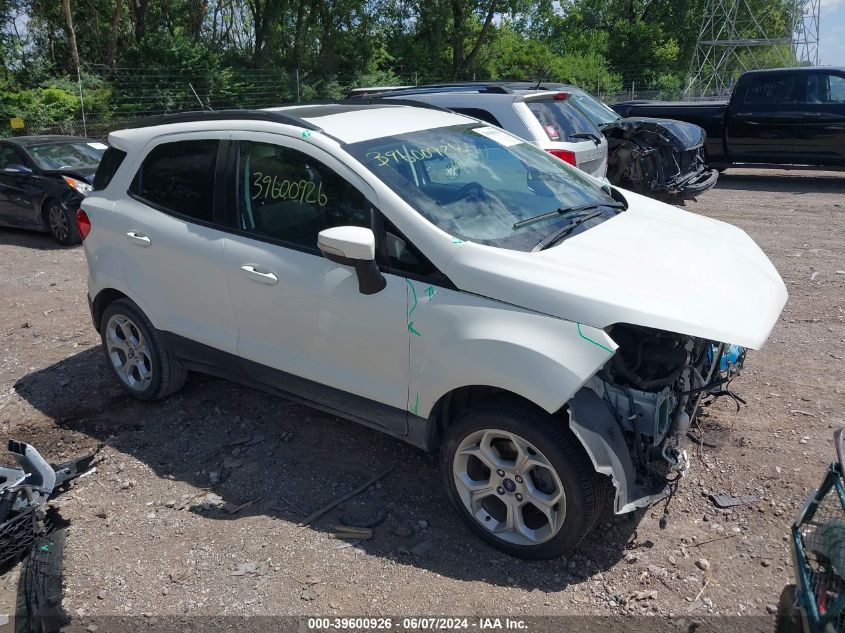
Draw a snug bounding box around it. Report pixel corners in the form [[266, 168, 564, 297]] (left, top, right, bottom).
[[93, 147, 127, 191], [130, 140, 219, 222], [526, 100, 597, 141]]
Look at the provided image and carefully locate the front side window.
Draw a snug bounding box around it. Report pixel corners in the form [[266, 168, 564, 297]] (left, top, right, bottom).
[[526, 100, 599, 141], [0, 146, 24, 169], [346, 124, 622, 252], [804, 73, 845, 104], [235, 141, 371, 251], [130, 140, 219, 222]]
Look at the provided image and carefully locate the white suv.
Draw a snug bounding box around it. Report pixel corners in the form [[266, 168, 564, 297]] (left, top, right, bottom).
[[79, 104, 786, 559], [354, 85, 609, 178]]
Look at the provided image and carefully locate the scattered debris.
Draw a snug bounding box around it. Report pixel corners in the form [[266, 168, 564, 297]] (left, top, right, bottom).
[[222, 498, 260, 515], [298, 466, 394, 527], [695, 558, 711, 572], [329, 524, 373, 540], [231, 562, 260, 577], [709, 492, 759, 509], [196, 492, 225, 511], [168, 565, 193, 584]]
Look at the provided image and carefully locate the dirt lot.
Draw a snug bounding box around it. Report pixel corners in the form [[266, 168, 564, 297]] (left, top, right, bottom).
[[0, 168, 843, 629]]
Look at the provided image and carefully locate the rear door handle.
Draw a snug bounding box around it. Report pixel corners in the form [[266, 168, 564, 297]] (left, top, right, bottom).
[[126, 231, 151, 246], [240, 264, 278, 285]]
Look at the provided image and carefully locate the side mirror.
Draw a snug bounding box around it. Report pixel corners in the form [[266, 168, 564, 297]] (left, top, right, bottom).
[[317, 226, 386, 295], [4, 164, 31, 174]]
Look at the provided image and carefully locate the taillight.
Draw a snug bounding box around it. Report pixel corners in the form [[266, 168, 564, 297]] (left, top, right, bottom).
[[554, 92, 571, 100], [76, 209, 91, 241], [546, 149, 577, 166]]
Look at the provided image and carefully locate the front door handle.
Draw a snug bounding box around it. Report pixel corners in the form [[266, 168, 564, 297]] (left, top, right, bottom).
[[126, 231, 151, 246], [240, 264, 278, 285]]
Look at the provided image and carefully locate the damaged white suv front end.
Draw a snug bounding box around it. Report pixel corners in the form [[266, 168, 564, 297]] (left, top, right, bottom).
[[343, 114, 786, 556]]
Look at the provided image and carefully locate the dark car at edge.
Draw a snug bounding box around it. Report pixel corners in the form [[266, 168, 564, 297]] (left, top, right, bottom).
[[0, 135, 105, 245]]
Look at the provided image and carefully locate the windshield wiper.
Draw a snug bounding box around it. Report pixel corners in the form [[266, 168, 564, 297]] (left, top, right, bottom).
[[513, 202, 624, 230], [569, 132, 602, 145], [530, 210, 604, 252]]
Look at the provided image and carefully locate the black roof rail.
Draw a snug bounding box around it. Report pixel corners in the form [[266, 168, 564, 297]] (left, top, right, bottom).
[[415, 83, 514, 94], [338, 97, 454, 113], [354, 84, 515, 98], [126, 109, 322, 131]]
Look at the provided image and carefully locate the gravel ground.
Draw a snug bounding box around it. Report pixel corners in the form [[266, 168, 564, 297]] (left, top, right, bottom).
[[0, 167, 843, 630]]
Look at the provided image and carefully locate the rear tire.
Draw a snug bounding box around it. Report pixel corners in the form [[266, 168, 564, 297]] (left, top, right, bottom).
[[100, 299, 186, 401], [441, 400, 599, 559], [44, 200, 80, 246]]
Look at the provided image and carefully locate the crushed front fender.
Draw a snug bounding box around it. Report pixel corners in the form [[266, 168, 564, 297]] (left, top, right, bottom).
[[604, 117, 718, 200]]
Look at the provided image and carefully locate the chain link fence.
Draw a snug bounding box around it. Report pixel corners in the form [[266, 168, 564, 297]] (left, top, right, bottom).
[[11, 69, 727, 139]]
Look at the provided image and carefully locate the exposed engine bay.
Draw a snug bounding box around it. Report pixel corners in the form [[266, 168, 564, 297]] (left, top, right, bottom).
[[573, 323, 745, 512], [603, 118, 719, 201]]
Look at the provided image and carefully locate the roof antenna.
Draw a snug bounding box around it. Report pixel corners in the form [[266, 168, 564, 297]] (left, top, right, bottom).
[[189, 82, 213, 111], [534, 77, 542, 90]]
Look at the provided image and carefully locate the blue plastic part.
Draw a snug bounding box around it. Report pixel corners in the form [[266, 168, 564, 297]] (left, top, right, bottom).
[[707, 343, 745, 372]]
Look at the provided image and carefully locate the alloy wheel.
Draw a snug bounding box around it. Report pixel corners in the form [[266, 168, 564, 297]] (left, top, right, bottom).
[[48, 204, 68, 242], [105, 314, 153, 391], [452, 429, 566, 545]]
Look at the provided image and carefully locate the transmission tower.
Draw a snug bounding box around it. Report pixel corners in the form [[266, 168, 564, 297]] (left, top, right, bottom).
[[686, 0, 821, 98], [793, 0, 820, 66]]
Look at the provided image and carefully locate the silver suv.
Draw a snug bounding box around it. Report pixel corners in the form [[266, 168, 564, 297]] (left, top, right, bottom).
[[356, 85, 609, 178]]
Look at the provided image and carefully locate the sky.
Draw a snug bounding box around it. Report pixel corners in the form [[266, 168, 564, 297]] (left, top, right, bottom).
[[820, 0, 845, 66]]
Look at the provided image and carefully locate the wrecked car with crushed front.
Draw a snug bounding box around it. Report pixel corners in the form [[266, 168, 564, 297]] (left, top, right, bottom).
[[508, 83, 719, 200], [81, 105, 786, 559]]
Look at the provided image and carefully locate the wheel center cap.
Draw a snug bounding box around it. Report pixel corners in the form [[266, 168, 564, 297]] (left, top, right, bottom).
[[502, 478, 517, 493]]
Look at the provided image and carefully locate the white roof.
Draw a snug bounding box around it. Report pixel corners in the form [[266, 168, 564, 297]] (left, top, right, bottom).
[[266, 104, 474, 144]]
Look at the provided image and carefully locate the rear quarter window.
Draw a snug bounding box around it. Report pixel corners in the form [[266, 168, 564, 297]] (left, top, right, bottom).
[[93, 147, 127, 191], [129, 140, 219, 222], [450, 107, 503, 127], [526, 100, 597, 142]]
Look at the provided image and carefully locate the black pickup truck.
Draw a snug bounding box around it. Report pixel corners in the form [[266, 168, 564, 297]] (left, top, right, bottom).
[[612, 67, 845, 169]]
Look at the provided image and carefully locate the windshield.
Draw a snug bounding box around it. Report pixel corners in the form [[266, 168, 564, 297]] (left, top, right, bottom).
[[568, 92, 621, 127], [27, 141, 105, 171], [346, 124, 622, 251]]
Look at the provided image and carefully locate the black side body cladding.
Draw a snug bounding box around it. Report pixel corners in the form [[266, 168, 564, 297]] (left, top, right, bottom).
[[160, 333, 431, 450]]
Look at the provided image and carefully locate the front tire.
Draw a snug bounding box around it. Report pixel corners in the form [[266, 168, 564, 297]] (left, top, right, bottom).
[[45, 199, 80, 246], [100, 299, 186, 401], [441, 401, 600, 559]]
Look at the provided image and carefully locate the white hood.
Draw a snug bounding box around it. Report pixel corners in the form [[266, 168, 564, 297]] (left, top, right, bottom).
[[445, 191, 787, 350]]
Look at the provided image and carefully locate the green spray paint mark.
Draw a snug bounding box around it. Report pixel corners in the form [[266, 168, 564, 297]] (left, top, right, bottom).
[[425, 286, 436, 300], [39, 543, 51, 552], [411, 393, 419, 415], [406, 279, 421, 336], [452, 237, 464, 244], [301, 130, 311, 139], [577, 322, 614, 354]]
